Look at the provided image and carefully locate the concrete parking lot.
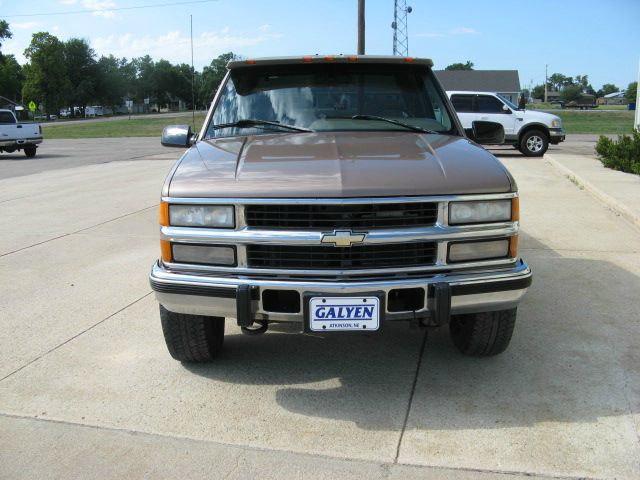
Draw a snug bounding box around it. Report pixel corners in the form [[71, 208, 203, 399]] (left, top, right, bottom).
[[0, 138, 639, 479]]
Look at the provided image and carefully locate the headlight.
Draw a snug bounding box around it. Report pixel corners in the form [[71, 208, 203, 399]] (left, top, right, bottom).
[[169, 205, 235, 228], [550, 118, 562, 128], [448, 239, 510, 262], [172, 244, 236, 265], [449, 200, 511, 225]]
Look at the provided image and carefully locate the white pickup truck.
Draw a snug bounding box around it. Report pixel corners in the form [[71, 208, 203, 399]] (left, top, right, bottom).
[[0, 109, 43, 158], [447, 91, 565, 156]]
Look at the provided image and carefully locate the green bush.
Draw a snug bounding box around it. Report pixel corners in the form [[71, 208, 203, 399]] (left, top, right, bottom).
[[595, 131, 640, 175]]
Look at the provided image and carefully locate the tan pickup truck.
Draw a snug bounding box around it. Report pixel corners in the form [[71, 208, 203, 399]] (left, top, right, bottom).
[[150, 55, 532, 362]]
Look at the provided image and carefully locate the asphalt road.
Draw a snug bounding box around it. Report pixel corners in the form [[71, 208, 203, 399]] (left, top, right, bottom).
[[0, 134, 602, 181], [0, 137, 639, 479]]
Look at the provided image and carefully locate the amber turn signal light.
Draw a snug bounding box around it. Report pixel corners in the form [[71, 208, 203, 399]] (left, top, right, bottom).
[[511, 197, 520, 222], [159, 202, 169, 226], [160, 240, 172, 263], [509, 236, 519, 258]]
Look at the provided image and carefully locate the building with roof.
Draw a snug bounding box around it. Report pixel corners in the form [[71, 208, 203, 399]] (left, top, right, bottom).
[[434, 70, 521, 103], [597, 91, 626, 105]]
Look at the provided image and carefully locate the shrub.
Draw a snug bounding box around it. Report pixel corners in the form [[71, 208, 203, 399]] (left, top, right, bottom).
[[595, 131, 640, 175]]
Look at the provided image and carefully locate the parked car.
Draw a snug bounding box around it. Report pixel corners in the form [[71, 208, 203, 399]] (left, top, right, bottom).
[[447, 91, 565, 156], [150, 55, 532, 362], [0, 109, 43, 157]]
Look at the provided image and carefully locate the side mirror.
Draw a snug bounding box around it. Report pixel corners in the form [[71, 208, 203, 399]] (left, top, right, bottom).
[[465, 121, 505, 145], [502, 104, 511, 113], [161, 125, 194, 148]]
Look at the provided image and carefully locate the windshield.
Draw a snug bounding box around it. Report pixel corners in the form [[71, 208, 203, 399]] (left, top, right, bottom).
[[205, 63, 456, 139], [497, 94, 520, 110]]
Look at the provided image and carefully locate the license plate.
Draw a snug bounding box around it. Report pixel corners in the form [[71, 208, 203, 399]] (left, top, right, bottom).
[[309, 296, 380, 332]]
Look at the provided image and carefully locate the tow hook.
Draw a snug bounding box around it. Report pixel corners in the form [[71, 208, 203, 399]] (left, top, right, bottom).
[[241, 320, 269, 335]]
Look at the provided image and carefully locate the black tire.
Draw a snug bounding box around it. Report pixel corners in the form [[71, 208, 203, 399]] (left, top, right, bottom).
[[159, 305, 225, 362], [519, 130, 548, 157], [24, 146, 37, 158], [449, 308, 517, 356]]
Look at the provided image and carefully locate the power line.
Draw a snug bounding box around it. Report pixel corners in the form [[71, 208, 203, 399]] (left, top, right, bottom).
[[3, 0, 219, 18]]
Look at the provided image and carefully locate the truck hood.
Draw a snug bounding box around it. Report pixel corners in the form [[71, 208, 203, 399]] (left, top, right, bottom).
[[167, 131, 514, 198], [520, 109, 560, 125]]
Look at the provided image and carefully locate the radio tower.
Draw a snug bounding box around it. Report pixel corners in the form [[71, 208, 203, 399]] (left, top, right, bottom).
[[392, 1, 412, 56]]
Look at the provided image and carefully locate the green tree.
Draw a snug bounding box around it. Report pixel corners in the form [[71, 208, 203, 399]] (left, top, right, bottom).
[[95, 55, 126, 113], [531, 84, 545, 100], [198, 52, 238, 107], [548, 73, 573, 91], [444, 60, 474, 71], [599, 83, 619, 96], [64, 38, 97, 116], [0, 54, 23, 101], [625, 81, 638, 104], [560, 84, 583, 103], [22, 32, 70, 117], [0, 20, 11, 59]]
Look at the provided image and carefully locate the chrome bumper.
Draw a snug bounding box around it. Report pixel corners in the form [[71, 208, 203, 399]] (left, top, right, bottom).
[[150, 260, 532, 325]]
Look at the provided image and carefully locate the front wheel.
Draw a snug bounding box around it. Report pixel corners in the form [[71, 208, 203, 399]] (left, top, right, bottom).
[[519, 130, 548, 157], [160, 306, 225, 362], [449, 308, 517, 356], [24, 146, 37, 158]]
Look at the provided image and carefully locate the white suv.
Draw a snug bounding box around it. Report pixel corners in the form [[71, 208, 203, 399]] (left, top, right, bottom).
[[447, 91, 565, 156]]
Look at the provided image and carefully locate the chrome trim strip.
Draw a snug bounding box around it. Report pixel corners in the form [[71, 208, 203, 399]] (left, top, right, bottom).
[[161, 192, 517, 205], [161, 223, 518, 245], [161, 257, 517, 277], [151, 260, 530, 291]]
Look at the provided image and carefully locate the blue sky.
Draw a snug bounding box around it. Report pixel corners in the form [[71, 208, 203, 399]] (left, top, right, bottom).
[[2, 0, 639, 91]]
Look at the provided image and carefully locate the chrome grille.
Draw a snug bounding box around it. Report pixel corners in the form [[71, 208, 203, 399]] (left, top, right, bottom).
[[246, 242, 437, 270], [245, 202, 438, 230]]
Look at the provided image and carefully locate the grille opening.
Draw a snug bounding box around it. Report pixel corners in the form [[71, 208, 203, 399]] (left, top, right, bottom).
[[245, 203, 438, 230], [388, 288, 425, 312], [262, 289, 301, 313], [247, 242, 437, 270]]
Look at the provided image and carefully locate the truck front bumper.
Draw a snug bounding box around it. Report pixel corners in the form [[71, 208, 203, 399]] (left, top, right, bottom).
[[549, 127, 565, 144], [149, 260, 532, 326]]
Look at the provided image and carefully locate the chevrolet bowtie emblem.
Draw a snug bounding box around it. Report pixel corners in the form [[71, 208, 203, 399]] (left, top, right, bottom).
[[320, 230, 367, 247]]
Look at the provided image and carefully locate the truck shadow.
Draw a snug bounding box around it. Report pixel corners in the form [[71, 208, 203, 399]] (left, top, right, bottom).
[[185, 231, 640, 431], [0, 153, 66, 161]]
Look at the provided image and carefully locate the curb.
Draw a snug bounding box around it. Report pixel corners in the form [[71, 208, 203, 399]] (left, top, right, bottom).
[[545, 154, 640, 229]]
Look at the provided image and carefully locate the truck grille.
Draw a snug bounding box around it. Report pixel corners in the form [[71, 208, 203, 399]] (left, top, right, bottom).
[[245, 203, 438, 230], [246, 242, 437, 270]]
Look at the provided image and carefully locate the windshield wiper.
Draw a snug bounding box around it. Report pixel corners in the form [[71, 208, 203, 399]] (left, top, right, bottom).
[[211, 119, 313, 133], [350, 114, 438, 134]]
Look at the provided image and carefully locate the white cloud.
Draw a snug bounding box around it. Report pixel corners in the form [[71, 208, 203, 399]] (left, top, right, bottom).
[[59, 0, 79, 4], [415, 32, 444, 38], [82, 0, 117, 18], [92, 28, 283, 65], [450, 27, 479, 35], [10, 22, 42, 30], [258, 24, 270, 32], [415, 27, 479, 38]]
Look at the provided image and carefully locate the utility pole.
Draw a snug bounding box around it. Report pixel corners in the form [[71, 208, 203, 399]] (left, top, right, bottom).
[[544, 64, 548, 103], [357, 0, 365, 55]]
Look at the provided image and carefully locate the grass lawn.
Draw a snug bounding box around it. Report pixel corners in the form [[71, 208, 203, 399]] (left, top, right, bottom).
[[42, 113, 207, 139], [41, 109, 636, 138], [550, 110, 636, 134]]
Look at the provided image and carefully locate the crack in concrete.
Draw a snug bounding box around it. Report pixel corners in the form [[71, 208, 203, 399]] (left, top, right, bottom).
[[0, 292, 152, 383]]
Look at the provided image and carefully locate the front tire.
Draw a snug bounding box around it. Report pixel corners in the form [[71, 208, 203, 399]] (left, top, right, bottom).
[[160, 306, 225, 362], [519, 130, 548, 157], [449, 308, 517, 356], [24, 146, 37, 158]]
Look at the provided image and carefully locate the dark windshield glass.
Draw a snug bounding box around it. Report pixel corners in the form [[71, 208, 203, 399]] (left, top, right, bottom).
[[206, 64, 455, 138]]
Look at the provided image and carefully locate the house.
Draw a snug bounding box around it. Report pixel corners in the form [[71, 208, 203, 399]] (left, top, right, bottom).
[[597, 91, 626, 105], [434, 70, 521, 103]]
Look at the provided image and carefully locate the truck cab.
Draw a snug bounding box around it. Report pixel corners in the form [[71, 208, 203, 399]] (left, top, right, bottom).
[[447, 91, 565, 156]]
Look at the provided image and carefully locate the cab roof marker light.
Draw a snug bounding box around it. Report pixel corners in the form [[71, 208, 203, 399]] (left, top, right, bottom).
[[405, 57, 415, 63], [302, 56, 313, 63], [347, 55, 358, 62], [246, 59, 257, 64], [325, 55, 336, 62]]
